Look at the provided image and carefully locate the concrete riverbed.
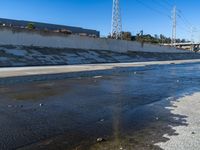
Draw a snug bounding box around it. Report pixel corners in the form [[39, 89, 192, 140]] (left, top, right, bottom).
[[0, 61, 200, 149], [1, 59, 200, 85]]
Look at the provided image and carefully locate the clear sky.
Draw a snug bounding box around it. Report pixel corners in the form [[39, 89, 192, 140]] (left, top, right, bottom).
[[0, 0, 199, 41]]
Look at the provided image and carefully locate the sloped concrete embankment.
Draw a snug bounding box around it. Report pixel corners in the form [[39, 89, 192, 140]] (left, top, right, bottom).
[[0, 45, 200, 67], [0, 27, 199, 67]]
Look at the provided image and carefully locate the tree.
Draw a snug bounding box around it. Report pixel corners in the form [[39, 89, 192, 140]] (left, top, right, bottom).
[[159, 34, 165, 44], [122, 32, 132, 41], [26, 23, 36, 30], [107, 31, 189, 45], [154, 34, 159, 39], [181, 39, 186, 43]]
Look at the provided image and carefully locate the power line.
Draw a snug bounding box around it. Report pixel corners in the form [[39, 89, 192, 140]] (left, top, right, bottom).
[[135, 0, 171, 19], [176, 8, 200, 42], [153, 0, 192, 30], [135, 0, 198, 42], [162, 0, 174, 8], [153, 0, 193, 34], [176, 21, 191, 33], [151, 2, 192, 41], [177, 10, 191, 24], [151, 0, 190, 40], [151, 0, 172, 11], [177, 13, 191, 31]]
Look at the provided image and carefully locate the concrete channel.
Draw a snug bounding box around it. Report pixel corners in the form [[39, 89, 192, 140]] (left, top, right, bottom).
[[0, 60, 200, 149]]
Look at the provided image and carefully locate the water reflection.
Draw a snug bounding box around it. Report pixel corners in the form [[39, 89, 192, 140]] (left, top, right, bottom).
[[0, 63, 200, 149]]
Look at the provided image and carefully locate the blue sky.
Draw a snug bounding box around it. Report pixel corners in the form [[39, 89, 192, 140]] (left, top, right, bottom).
[[0, 0, 199, 41]]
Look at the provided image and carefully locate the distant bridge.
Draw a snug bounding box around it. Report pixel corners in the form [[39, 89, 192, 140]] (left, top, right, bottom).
[[162, 43, 200, 52]]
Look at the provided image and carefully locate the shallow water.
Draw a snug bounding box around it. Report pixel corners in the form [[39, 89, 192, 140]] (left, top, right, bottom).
[[0, 63, 200, 149]]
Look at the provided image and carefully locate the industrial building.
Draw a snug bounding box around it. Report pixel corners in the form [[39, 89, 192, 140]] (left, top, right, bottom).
[[0, 18, 100, 37]]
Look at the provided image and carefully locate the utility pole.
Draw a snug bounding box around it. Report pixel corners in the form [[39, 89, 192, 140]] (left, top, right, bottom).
[[171, 6, 177, 46], [190, 26, 195, 44], [111, 0, 122, 39], [190, 27, 195, 51]]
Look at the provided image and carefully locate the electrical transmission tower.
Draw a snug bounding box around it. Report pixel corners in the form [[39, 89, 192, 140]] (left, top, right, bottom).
[[171, 6, 177, 46], [111, 0, 122, 39], [190, 26, 195, 44]]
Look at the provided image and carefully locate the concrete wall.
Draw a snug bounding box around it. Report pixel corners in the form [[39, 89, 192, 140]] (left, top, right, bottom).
[[0, 27, 191, 53]]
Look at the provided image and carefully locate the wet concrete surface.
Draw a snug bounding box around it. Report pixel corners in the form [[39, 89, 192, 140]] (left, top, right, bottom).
[[0, 63, 200, 149]]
